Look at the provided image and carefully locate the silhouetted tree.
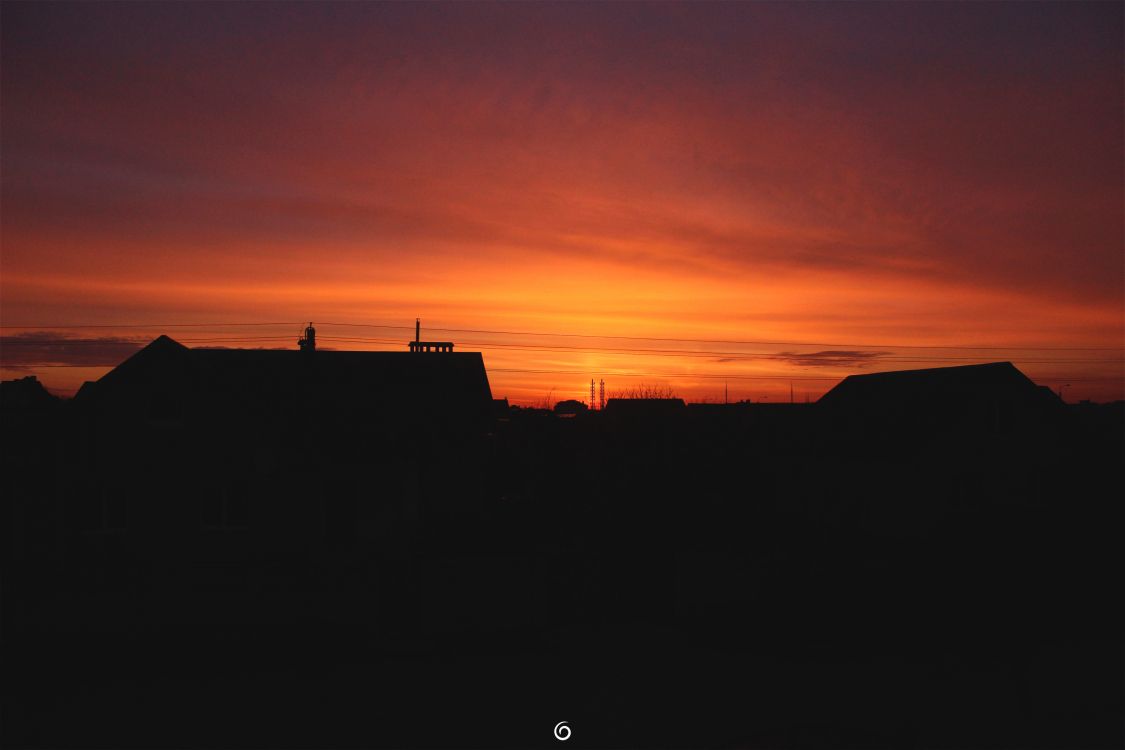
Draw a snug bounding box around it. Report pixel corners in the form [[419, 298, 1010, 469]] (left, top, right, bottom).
[[611, 383, 678, 399]]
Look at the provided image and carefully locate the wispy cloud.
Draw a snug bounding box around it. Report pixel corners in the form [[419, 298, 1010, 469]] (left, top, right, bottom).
[[0, 332, 144, 369], [1, 2, 1121, 402], [770, 350, 889, 368]]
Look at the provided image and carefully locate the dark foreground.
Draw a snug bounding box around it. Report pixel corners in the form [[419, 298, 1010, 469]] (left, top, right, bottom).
[[3, 387, 1123, 748]]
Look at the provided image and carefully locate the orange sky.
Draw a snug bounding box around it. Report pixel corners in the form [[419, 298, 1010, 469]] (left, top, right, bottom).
[[2, 3, 1122, 404]]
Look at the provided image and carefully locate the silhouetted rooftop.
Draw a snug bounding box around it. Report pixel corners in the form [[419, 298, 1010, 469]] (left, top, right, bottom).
[[83, 335, 492, 418], [817, 362, 1062, 432], [0, 375, 58, 410]]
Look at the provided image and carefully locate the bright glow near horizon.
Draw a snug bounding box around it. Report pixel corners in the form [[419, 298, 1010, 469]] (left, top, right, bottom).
[[2, 3, 1122, 404]]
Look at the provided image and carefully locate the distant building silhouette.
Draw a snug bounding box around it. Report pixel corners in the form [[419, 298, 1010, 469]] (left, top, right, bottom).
[[0, 375, 58, 410], [553, 399, 588, 416]]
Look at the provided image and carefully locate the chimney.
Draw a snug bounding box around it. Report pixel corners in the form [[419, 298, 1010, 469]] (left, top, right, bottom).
[[298, 322, 316, 352], [416, 318, 420, 342]]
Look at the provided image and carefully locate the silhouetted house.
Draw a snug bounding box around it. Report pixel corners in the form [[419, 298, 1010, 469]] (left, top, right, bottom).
[[817, 361, 1062, 436], [2, 376, 61, 603], [82, 334, 492, 424], [1, 374, 59, 410], [553, 399, 588, 416], [0, 374, 59, 479], [43, 334, 495, 628]]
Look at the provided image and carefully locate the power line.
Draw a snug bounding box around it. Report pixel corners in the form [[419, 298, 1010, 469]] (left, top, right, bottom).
[[4, 362, 1118, 382], [2, 321, 1121, 352], [313, 335, 1125, 364], [486, 367, 1121, 382], [320, 322, 1125, 352], [3, 324, 1122, 386], [10, 331, 1122, 363]]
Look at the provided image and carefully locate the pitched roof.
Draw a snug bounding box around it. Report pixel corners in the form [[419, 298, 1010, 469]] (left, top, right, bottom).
[[87, 335, 493, 418], [818, 361, 1060, 413]]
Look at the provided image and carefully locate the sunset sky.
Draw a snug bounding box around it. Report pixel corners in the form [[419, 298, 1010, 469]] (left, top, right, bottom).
[[2, 1, 1122, 404]]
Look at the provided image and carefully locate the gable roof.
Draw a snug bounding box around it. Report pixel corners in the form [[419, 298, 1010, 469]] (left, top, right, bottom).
[[85, 335, 493, 419], [817, 361, 1061, 418]]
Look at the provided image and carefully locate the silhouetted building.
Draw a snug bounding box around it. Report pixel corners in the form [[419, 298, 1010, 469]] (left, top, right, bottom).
[[82, 334, 491, 420], [553, 399, 588, 416], [37, 334, 495, 629], [6, 338, 1122, 750], [0, 375, 58, 410], [817, 361, 1062, 435]]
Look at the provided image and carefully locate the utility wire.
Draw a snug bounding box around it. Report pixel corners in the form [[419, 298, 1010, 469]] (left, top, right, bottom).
[[314, 321, 1125, 352], [487, 367, 1119, 382], [313, 335, 1125, 364], [2, 321, 1121, 352]]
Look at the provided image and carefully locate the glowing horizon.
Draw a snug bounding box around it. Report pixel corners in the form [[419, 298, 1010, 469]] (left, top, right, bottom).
[[2, 3, 1122, 404]]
